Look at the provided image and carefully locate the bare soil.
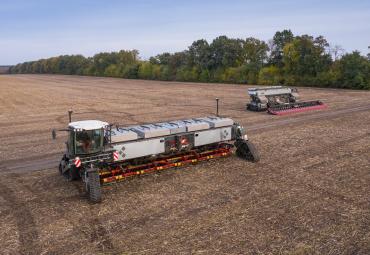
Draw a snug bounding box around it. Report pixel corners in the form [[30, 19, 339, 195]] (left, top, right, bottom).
[[0, 74, 369, 255]]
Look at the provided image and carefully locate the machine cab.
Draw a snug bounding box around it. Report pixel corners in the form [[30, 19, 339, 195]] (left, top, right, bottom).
[[68, 120, 108, 156]]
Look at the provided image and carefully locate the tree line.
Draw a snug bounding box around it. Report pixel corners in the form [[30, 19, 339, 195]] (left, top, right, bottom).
[[10, 30, 370, 89]]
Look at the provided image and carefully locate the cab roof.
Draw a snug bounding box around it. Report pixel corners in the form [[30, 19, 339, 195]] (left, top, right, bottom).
[[68, 120, 108, 131]]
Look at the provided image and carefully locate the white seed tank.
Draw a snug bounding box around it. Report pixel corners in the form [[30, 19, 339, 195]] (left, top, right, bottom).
[[109, 116, 235, 161]]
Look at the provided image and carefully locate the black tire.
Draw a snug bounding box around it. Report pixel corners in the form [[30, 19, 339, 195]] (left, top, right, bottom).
[[58, 163, 63, 175], [245, 141, 260, 162], [236, 141, 247, 158], [66, 166, 80, 181], [236, 140, 260, 162], [247, 104, 258, 111], [59, 156, 67, 175], [86, 169, 102, 203]]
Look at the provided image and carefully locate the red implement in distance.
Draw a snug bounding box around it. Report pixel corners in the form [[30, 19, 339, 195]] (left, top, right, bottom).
[[268, 101, 327, 115]]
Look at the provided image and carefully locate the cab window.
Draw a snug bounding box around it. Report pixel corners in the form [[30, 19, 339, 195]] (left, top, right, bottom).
[[75, 129, 103, 154]]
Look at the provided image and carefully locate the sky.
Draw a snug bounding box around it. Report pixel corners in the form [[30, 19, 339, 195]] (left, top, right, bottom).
[[1, 0, 369, 65]]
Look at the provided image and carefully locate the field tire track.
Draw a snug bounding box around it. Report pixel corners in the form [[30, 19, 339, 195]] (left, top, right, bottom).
[[69, 180, 118, 253], [88, 218, 116, 253], [0, 182, 41, 255]]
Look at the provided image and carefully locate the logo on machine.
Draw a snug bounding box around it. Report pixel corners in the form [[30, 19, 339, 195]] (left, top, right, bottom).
[[117, 147, 126, 159], [222, 129, 229, 139]]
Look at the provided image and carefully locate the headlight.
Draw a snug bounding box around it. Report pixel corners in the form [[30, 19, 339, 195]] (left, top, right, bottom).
[[244, 134, 248, 140]]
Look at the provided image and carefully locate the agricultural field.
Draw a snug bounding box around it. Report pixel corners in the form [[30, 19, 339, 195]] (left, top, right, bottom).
[[0, 74, 369, 254]]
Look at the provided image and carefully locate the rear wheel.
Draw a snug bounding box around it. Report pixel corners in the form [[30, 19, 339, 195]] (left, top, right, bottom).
[[86, 168, 102, 203], [247, 104, 259, 111]]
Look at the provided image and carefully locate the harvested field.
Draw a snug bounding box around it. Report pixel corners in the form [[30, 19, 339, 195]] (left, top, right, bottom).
[[0, 74, 369, 254]]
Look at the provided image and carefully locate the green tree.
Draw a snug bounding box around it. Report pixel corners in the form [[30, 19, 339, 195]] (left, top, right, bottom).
[[8, 33, 370, 90], [333, 51, 370, 89], [199, 69, 210, 82], [151, 64, 161, 80], [258, 66, 282, 85], [122, 64, 140, 79], [159, 65, 171, 80], [138, 62, 154, 79], [209, 36, 244, 69], [269, 29, 294, 67], [153, 52, 171, 65], [90, 52, 118, 76], [282, 35, 332, 85], [188, 39, 211, 69], [104, 64, 119, 77], [243, 37, 269, 66], [223, 66, 248, 84]]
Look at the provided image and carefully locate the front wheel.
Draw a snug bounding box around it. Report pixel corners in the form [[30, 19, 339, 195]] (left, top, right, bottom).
[[58, 163, 63, 175], [85, 168, 102, 203], [65, 166, 80, 181]]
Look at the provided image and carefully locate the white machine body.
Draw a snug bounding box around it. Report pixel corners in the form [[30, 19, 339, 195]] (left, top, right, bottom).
[[110, 116, 235, 161]]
